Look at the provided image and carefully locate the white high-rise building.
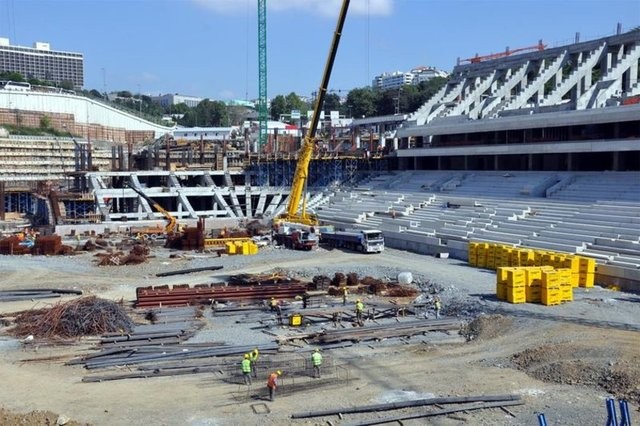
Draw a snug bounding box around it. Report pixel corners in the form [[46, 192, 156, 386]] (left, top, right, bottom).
[[372, 66, 448, 90]]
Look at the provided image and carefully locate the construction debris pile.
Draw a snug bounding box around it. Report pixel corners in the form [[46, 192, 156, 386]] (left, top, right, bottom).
[[8, 296, 133, 338], [320, 272, 419, 297], [95, 243, 151, 266], [0, 234, 73, 256]]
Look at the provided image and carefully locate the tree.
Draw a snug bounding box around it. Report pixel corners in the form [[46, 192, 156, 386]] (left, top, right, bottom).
[[179, 99, 229, 127], [285, 92, 305, 114], [270, 95, 287, 120], [88, 89, 103, 99], [39, 115, 51, 129], [323, 93, 342, 115], [60, 80, 75, 90], [0, 71, 25, 82], [346, 87, 379, 118]]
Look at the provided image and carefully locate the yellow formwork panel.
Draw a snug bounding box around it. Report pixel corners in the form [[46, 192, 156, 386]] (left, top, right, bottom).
[[496, 282, 507, 300], [497, 267, 510, 283], [517, 249, 535, 266], [564, 256, 581, 274], [541, 287, 562, 306], [578, 257, 596, 274], [578, 273, 595, 288], [556, 268, 572, 287], [506, 268, 526, 287], [541, 270, 560, 288], [225, 241, 236, 255], [525, 267, 542, 285], [526, 286, 541, 303], [506, 286, 526, 304], [570, 273, 580, 288], [560, 287, 574, 302]]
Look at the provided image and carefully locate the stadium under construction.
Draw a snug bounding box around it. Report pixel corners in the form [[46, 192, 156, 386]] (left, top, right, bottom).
[[0, 28, 639, 288]]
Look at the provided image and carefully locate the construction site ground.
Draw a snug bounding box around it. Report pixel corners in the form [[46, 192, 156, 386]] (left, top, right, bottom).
[[0, 243, 638, 425]]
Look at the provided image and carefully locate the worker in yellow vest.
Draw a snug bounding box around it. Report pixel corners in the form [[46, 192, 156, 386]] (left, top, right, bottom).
[[241, 353, 252, 385], [249, 348, 259, 378], [311, 348, 323, 378], [355, 299, 365, 325]]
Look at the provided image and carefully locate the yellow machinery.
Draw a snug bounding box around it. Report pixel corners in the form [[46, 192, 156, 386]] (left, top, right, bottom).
[[127, 184, 177, 235], [275, 0, 350, 227]]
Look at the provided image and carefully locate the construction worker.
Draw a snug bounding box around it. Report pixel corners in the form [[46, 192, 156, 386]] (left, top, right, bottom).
[[241, 353, 252, 385], [270, 297, 278, 312], [342, 286, 348, 305], [434, 297, 442, 319], [249, 348, 259, 378], [266, 370, 281, 401], [271, 298, 283, 324], [355, 299, 364, 325], [311, 348, 323, 378]]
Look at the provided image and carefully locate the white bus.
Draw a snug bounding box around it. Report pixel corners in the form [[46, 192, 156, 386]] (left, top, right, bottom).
[[1, 81, 31, 91]]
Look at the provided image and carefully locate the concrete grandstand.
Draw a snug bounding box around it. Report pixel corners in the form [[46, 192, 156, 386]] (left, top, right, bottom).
[[0, 28, 638, 290]]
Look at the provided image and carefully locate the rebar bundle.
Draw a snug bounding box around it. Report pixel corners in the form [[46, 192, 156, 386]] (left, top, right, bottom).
[[10, 296, 133, 338]]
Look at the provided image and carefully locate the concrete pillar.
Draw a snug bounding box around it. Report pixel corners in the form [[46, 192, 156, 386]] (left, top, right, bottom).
[[528, 154, 533, 171], [380, 136, 386, 150], [437, 156, 442, 171], [627, 53, 638, 87], [355, 135, 361, 149], [567, 153, 573, 171], [612, 152, 620, 171], [464, 156, 469, 170], [393, 137, 398, 151], [494, 155, 499, 171]]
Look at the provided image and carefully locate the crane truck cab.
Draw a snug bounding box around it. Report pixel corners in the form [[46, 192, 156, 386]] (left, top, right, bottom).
[[273, 223, 319, 251], [320, 228, 384, 253]]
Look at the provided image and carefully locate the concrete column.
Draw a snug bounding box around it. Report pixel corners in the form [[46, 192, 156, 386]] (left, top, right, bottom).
[[528, 154, 533, 171], [464, 156, 468, 170], [627, 53, 638, 87], [355, 135, 361, 149], [494, 155, 499, 171], [612, 152, 619, 171], [604, 52, 612, 72], [393, 137, 398, 151], [380, 136, 386, 150], [437, 156, 442, 171]]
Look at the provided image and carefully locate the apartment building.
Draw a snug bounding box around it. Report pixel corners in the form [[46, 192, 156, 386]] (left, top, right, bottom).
[[0, 38, 84, 87]]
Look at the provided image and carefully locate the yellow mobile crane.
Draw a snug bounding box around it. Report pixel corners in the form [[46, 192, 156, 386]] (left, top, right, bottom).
[[127, 184, 177, 236], [275, 0, 350, 227]]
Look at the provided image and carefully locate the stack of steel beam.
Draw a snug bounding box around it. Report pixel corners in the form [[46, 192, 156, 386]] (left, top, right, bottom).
[[136, 282, 309, 308]]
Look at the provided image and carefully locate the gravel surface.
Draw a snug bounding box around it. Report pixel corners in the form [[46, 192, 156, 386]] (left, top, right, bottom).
[[0, 243, 638, 425]]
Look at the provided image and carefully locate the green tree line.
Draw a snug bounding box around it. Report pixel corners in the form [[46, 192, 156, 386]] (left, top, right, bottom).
[[1, 70, 447, 127]]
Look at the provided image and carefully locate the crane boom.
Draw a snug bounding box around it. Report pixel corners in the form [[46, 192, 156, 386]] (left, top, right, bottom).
[[279, 0, 350, 226], [127, 184, 177, 234]]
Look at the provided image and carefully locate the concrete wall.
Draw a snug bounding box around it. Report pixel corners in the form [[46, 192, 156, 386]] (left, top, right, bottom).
[[0, 90, 172, 140]]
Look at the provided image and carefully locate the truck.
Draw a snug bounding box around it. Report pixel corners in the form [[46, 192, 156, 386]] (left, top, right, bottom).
[[273, 226, 318, 251], [321, 229, 384, 253]]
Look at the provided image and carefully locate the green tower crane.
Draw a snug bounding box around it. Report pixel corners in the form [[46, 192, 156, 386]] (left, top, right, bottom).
[[257, 0, 267, 150]]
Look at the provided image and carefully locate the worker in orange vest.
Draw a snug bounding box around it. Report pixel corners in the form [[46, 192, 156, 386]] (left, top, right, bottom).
[[266, 370, 281, 401]]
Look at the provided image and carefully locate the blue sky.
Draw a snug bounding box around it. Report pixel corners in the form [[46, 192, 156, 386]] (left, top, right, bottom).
[[1, 0, 638, 101]]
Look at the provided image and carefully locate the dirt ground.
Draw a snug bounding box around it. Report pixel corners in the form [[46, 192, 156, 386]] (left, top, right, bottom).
[[0, 246, 638, 425]]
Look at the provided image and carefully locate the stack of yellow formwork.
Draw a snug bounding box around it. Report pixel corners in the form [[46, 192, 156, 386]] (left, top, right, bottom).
[[578, 257, 596, 288], [556, 268, 573, 302], [541, 269, 562, 306], [496, 267, 526, 303], [224, 240, 259, 255], [524, 267, 542, 303], [469, 241, 598, 288], [496, 265, 574, 306]]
